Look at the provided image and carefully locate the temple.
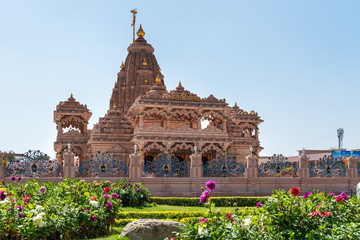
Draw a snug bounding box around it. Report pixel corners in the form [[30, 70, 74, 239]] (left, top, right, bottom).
[[53, 24, 263, 167]]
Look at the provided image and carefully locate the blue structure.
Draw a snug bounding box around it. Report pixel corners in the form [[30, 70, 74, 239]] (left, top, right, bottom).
[[258, 154, 298, 177], [203, 153, 245, 177], [143, 152, 189, 177], [78, 152, 128, 177], [310, 155, 346, 177], [6, 150, 61, 177]]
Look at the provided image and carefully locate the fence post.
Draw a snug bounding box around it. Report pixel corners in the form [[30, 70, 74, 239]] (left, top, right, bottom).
[[347, 156, 357, 178], [129, 153, 141, 179], [299, 155, 309, 178], [63, 150, 76, 179], [246, 153, 258, 179], [190, 153, 202, 178], [0, 152, 4, 179]]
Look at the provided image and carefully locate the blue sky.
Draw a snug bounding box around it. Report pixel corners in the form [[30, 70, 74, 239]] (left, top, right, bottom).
[[1, 1, 359, 158]]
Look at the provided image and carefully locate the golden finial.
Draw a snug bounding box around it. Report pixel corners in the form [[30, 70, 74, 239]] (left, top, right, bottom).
[[159, 67, 161, 72], [234, 102, 238, 107], [120, 62, 124, 70], [144, 79, 148, 83], [131, 9, 138, 42], [137, 24, 145, 38], [142, 58, 147, 66], [70, 93, 73, 98], [155, 74, 161, 84], [113, 103, 117, 109], [114, 82, 117, 87], [179, 81, 182, 86]]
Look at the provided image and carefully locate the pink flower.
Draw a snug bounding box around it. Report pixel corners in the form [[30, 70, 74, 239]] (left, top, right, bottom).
[[335, 196, 344, 203], [119, 199, 122, 203], [84, 208, 90, 211], [136, 188, 141, 192], [40, 186, 46, 194], [256, 202, 263, 209], [112, 193, 119, 199], [18, 176, 22, 181], [0, 191, 5, 200], [225, 213, 234, 223], [11, 176, 16, 181], [103, 195, 110, 201], [105, 202, 112, 210], [303, 192, 311, 199], [90, 214, 96, 222], [200, 191, 209, 204], [206, 180, 216, 192], [199, 218, 208, 224]]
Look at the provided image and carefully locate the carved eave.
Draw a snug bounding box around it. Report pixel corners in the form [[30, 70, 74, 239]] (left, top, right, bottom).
[[54, 96, 92, 122]]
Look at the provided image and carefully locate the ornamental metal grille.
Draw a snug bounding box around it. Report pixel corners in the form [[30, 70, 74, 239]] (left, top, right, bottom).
[[310, 155, 346, 177], [78, 152, 128, 177], [6, 150, 61, 177], [258, 154, 298, 177], [143, 152, 189, 177], [203, 153, 245, 177]]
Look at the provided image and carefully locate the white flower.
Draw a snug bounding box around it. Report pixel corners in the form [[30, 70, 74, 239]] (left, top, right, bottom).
[[33, 214, 45, 227], [90, 200, 99, 207], [0, 199, 9, 204], [35, 205, 43, 211], [198, 226, 205, 235], [242, 217, 251, 227]]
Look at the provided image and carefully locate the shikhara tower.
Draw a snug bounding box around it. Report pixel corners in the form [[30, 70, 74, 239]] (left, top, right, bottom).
[[53, 23, 263, 165]]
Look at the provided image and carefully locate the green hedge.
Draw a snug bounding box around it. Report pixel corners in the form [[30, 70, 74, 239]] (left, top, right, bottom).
[[115, 217, 203, 227], [117, 211, 205, 220], [150, 196, 267, 207]]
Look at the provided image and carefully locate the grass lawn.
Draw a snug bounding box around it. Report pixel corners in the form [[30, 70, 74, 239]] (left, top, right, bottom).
[[122, 204, 248, 212]]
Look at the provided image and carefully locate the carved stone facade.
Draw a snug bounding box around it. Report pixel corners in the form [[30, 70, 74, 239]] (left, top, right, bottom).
[[53, 26, 263, 165]]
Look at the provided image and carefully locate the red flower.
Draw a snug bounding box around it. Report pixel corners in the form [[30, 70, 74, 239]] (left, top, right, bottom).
[[23, 195, 31, 203], [90, 196, 97, 201], [290, 187, 300, 196], [335, 196, 344, 203], [104, 187, 110, 193]]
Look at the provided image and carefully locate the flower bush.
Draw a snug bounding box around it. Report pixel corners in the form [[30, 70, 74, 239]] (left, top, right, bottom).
[[174, 183, 360, 239], [0, 177, 150, 239]]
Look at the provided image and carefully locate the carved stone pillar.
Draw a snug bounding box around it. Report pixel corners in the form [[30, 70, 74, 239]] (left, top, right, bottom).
[[299, 155, 309, 179], [222, 117, 227, 133], [63, 151, 76, 179], [139, 114, 144, 129], [197, 115, 202, 131], [246, 154, 258, 179], [129, 153, 141, 179], [0, 151, 4, 179], [347, 156, 357, 179], [57, 121, 63, 135], [190, 154, 202, 178], [166, 114, 171, 130]]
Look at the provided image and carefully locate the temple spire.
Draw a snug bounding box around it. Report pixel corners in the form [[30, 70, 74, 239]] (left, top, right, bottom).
[[137, 24, 145, 38]]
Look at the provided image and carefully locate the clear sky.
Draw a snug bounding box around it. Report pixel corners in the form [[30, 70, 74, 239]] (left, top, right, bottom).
[[1, 1, 359, 158]]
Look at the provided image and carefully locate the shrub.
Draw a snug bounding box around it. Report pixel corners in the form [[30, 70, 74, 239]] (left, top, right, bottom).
[[150, 196, 267, 207], [0, 178, 151, 239], [116, 179, 151, 207], [174, 185, 360, 239]]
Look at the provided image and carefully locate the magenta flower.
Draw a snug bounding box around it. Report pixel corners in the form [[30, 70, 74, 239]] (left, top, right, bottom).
[[105, 202, 112, 210], [11, 176, 16, 181], [1, 180, 5, 185], [40, 186, 46, 194], [16, 206, 22, 211], [127, 183, 132, 187], [340, 192, 349, 200], [84, 208, 90, 211], [119, 199, 123, 203], [0, 191, 5, 200], [18, 176, 21, 181], [200, 192, 209, 204], [7, 207, 11, 211], [206, 180, 216, 192], [328, 192, 335, 197], [90, 214, 96, 222], [123, 185, 126, 188], [303, 192, 311, 199], [199, 217, 208, 224], [112, 193, 119, 199], [135, 184, 138, 187], [256, 202, 263, 208], [136, 188, 141, 192], [103, 195, 110, 201]]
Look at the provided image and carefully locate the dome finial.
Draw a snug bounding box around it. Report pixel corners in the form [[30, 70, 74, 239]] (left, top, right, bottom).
[[120, 62, 124, 70], [113, 103, 117, 109], [179, 81, 182, 86], [155, 74, 161, 84], [137, 24, 145, 38], [70, 93, 73, 98], [142, 58, 148, 66]]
